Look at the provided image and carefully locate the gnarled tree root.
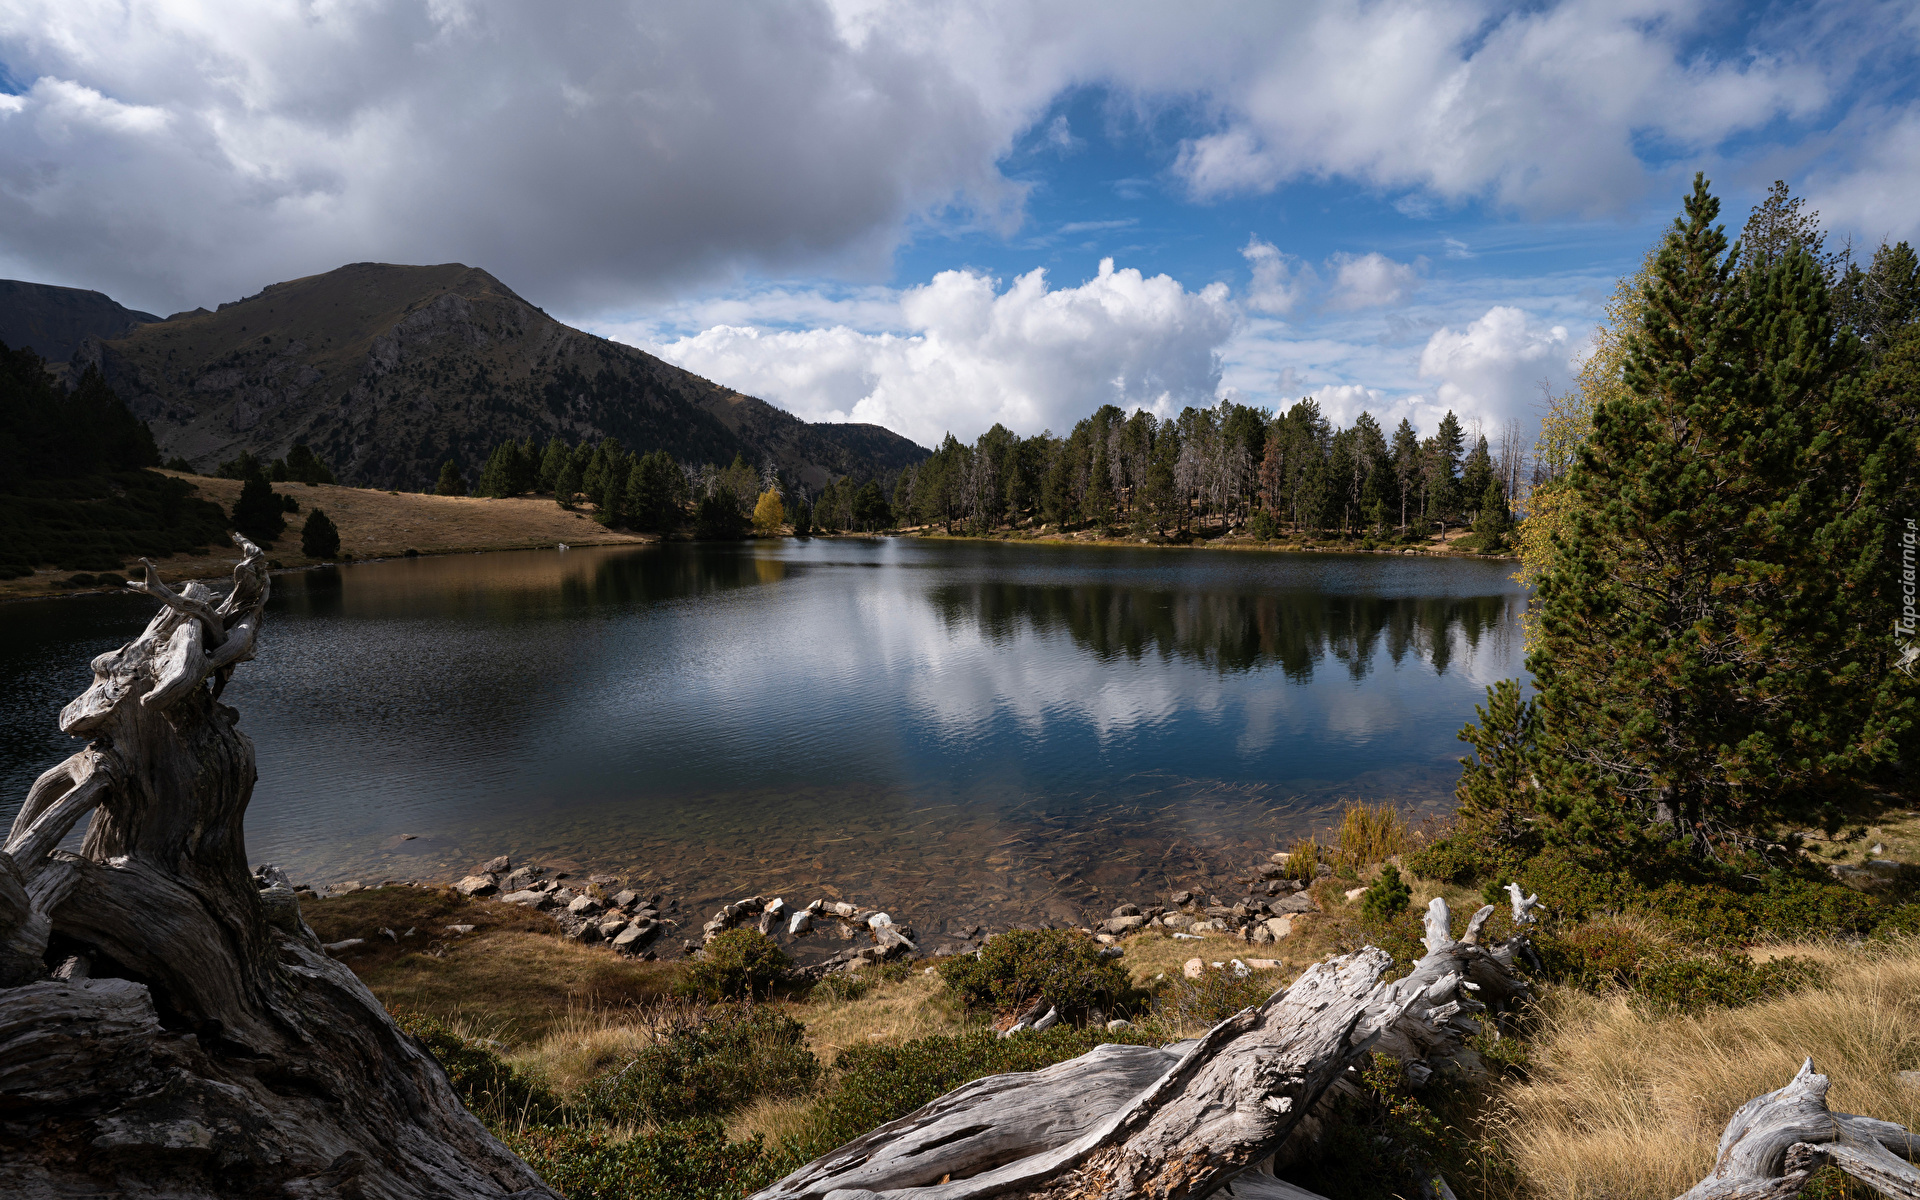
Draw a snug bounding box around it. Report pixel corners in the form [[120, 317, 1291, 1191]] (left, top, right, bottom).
[[0, 537, 555, 1199]]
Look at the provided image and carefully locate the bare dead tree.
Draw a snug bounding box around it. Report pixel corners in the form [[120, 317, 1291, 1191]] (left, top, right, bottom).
[[0, 536, 554, 1199]]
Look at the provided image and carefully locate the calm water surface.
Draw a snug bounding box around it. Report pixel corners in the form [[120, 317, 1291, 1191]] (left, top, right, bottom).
[[0, 539, 1526, 936]]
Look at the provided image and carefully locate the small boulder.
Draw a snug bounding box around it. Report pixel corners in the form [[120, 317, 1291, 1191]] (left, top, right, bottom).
[[479, 856, 511, 874], [610, 890, 639, 910], [1182, 957, 1205, 979], [788, 910, 814, 937], [1244, 958, 1280, 970], [454, 874, 497, 897], [567, 894, 604, 916], [501, 866, 543, 890], [444, 924, 475, 935], [1170, 890, 1193, 906], [1100, 914, 1148, 935], [1265, 916, 1295, 940], [1161, 913, 1193, 930], [1106, 1019, 1132, 1032], [1270, 891, 1318, 914], [867, 912, 894, 929], [1110, 904, 1140, 918], [1344, 887, 1368, 903], [1269, 851, 1291, 865], [501, 889, 551, 908]]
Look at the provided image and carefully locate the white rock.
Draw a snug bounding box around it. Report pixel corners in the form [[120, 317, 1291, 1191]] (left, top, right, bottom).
[[1228, 959, 1250, 978], [1344, 887, 1368, 903], [1106, 1019, 1132, 1032], [453, 874, 497, 897], [322, 939, 364, 953], [1183, 957, 1204, 979], [867, 912, 893, 929], [443, 925, 475, 935], [788, 910, 814, 936], [1265, 916, 1294, 940]]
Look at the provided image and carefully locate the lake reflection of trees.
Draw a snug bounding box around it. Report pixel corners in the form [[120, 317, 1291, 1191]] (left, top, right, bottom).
[[926, 582, 1520, 679]]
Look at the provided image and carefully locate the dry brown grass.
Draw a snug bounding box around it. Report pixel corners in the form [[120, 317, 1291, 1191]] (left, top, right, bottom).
[[1495, 937, 1920, 1199], [1334, 801, 1415, 868], [3, 471, 651, 599], [795, 970, 971, 1059], [305, 886, 677, 1045]]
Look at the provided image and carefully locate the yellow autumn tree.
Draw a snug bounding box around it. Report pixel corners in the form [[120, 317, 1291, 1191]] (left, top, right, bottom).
[[752, 489, 786, 533]]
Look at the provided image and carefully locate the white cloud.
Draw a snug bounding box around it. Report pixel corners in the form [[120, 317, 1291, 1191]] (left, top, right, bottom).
[[0, 0, 1902, 314], [632, 258, 1234, 447], [1326, 251, 1421, 310], [1417, 306, 1573, 428], [1241, 236, 1314, 315], [1166, 0, 1835, 217]]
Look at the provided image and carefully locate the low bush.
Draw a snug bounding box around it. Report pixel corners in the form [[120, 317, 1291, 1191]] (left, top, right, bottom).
[[507, 1121, 780, 1200], [787, 1025, 1163, 1166], [935, 928, 1136, 1021], [1633, 954, 1827, 1014], [683, 928, 792, 1000], [392, 1011, 563, 1128], [575, 1004, 817, 1125], [1155, 963, 1282, 1028]]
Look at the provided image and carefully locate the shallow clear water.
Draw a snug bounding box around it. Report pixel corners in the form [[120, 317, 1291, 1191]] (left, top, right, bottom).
[[0, 538, 1526, 936]]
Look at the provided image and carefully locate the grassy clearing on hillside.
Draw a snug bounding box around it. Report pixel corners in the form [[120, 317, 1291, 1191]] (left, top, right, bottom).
[[3, 472, 650, 599]]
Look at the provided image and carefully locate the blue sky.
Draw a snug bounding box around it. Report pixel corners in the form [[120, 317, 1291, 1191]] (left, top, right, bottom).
[[2, 1, 1915, 449]]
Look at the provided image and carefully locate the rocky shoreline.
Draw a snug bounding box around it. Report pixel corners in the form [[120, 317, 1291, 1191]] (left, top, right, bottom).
[[281, 844, 1341, 975]]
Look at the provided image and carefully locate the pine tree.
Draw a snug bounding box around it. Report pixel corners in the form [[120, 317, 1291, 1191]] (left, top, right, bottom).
[[231, 476, 287, 546], [300, 508, 341, 558], [1529, 173, 1908, 850], [554, 458, 582, 509], [434, 460, 466, 496], [1454, 680, 1539, 848], [1472, 480, 1511, 545], [475, 443, 515, 498], [791, 499, 813, 536], [537, 438, 570, 492], [1389, 419, 1420, 530]]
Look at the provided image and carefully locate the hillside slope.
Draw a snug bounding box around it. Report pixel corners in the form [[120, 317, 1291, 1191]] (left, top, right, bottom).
[[71, 263, 925, 491], [0, 279, 160, 364]]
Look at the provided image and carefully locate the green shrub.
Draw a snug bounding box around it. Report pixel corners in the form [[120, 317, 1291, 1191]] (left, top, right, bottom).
[[392, 1011, 562, 1128], [575, 1004, 817, 1125], [787, 1025, 1161, 1166], [1404, 833, 1491, 886], [1155, 964, 1282, 1027], [809, 972, 873, 1003], [1248, 509, 1278, 540], [1533, 921, 1660, 989], [507, 1121, 780, 1200], [935, 928, 1135, 1020], [684, 929, 792, 1000], [1361, 864, 1412, 922], [1633, 954, 1826, 1014]]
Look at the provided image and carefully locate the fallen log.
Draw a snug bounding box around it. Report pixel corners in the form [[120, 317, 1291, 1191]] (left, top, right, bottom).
[[0, 538, 555, 1199], [750, 894, 1533, 1200], [1674, 1059, 1920, 1200]]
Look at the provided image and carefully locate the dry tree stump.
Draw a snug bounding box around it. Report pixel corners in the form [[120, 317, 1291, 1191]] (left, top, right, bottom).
[[0, 538, 556, 1199]]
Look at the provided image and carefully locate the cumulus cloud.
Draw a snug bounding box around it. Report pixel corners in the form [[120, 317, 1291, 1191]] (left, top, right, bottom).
[[0, 0, 1902, 316], [1167, 0, 1834, 217], [1241, 236, 1314, 315], [1326, 252, 1421, 310], [1417, 306, 1573, 428], [640, 259, 1234, 447]]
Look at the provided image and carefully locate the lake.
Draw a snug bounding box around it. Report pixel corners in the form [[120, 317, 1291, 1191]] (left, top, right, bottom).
[[0, 538, 1527, 940]]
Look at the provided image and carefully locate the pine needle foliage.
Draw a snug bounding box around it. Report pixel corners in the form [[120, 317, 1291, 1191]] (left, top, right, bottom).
[[1528, 174, 1913, 850]]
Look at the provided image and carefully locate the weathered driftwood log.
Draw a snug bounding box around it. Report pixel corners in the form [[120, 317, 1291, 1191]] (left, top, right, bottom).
[[1673, 1059, 1920, 1200], [750, 896, 1531, 1200], [0, 538, 556, 1199]]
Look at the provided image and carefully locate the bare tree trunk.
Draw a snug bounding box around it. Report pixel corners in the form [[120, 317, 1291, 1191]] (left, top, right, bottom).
[[1673, 1060, 1918, 1199], [750, 898, 1534, 1200], [0, 538, 555, 1200]]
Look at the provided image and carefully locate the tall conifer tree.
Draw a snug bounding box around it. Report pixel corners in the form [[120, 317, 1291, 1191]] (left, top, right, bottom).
[[1529, 174, 1909, 849]]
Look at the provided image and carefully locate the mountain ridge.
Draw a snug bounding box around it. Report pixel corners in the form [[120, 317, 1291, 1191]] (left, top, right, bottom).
[[0, 279, 161, 365], [55, 262, 924, 491]]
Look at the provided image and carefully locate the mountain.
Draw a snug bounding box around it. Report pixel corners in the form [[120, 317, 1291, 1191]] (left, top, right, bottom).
[[64, 263, 925, 491], [0, 280, 161, 364]]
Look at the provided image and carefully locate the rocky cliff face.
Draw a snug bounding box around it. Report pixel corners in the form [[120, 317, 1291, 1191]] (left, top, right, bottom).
[[71, 262, 924, 491]]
